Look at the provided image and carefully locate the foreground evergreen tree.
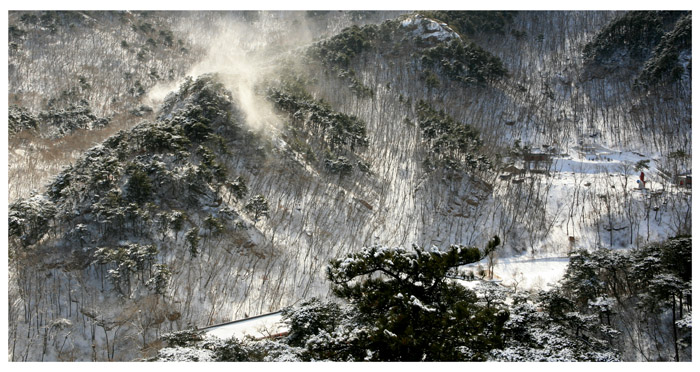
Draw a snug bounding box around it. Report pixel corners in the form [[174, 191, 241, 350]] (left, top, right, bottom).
[[154, 236, 690, 362], [290, 237, 506, 361], [557, 236, 692, 361], [491, 292, 620, 361]]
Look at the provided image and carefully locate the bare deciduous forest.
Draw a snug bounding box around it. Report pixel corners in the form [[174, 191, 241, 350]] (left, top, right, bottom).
[[7, 10, 691, 361]]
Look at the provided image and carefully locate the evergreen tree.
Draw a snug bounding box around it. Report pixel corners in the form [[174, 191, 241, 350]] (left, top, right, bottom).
[[8, 195, 56, 248], [245, 194, 270, 222], [558, 237, 692, 361], [282, 298, 345, 348], [148, 264, 172, 295], [126, 167, 152, 205], [492, 292, 620, 361], [318, 238, 507, 361], [185, 227, 200, 258], [227, 176, 248, 201]]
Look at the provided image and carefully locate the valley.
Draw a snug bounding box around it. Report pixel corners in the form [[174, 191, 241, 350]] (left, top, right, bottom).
[[6, 10, 691, 362]]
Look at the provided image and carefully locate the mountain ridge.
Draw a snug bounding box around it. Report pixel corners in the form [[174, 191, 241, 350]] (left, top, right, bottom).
[[7, 10, 692, 361]]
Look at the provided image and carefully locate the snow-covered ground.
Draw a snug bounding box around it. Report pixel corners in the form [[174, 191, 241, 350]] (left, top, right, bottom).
[[481, 146, 686, 290], [10, 11, 691, 361], [493, 255, 570, 291]]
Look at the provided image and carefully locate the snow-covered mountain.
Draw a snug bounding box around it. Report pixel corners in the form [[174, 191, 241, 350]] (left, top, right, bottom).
[[7, 10, 691, 361]]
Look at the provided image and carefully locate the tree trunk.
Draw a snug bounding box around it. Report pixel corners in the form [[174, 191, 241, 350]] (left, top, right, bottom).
[[672, 296, 679, 362]]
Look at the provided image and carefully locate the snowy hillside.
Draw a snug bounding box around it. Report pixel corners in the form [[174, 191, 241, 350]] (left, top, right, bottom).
[[7, 10, 691, 362]]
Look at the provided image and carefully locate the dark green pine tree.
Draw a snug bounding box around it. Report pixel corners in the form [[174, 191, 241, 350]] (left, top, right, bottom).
[[185, 226, 200, 258], [245, 194, 270, 222], [227, 176, 248, 201], [126, 167, 152, 205], [323, 236, 507, 361]]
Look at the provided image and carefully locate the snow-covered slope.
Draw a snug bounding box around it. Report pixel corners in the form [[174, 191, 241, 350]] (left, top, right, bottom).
[[7, 11, 691, 361]]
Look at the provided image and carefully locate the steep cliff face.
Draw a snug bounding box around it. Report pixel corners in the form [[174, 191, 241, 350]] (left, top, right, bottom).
[[8, 11, 691, 361]]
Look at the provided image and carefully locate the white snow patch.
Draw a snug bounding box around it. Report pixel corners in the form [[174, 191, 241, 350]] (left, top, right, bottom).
[[461, 255, 570, 291], [400, 14, 461, 42], [409, 295, 436, 312]]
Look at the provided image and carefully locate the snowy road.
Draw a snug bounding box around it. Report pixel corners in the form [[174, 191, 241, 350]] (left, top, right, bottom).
[[202, 311, 288, 340]]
